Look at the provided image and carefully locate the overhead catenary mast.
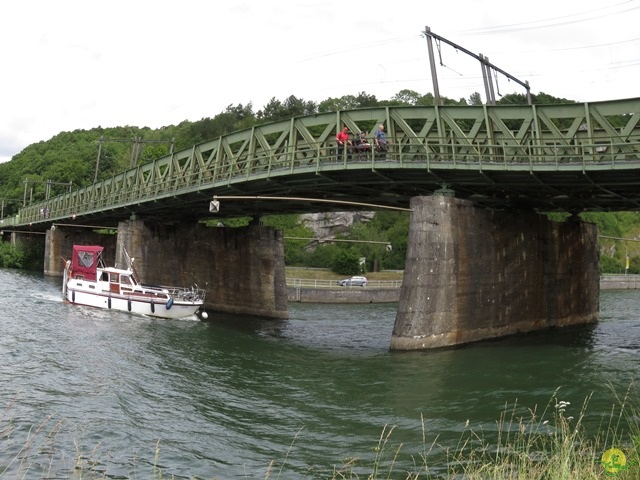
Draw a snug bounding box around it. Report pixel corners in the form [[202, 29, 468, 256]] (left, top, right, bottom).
[[423, 26, 531, 106]]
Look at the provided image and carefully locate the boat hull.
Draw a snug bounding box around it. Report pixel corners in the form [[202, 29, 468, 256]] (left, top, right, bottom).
[[64, 287, 202, 319]]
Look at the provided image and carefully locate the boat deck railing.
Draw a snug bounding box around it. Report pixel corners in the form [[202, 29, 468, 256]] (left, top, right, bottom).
[[166, 285, 206, 303]]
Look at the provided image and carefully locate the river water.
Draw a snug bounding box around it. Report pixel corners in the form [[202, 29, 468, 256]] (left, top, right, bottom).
[[0, 268, 638, 479]]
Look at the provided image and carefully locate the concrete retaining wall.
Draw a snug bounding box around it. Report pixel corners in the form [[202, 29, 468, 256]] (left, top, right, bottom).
[[286, 276, 636, 304], [601, 275, 640, 290], [287, 287, 399, 303]]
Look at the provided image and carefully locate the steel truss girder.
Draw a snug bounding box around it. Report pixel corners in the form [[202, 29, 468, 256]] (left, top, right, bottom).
[[12, 98, 640, 225]]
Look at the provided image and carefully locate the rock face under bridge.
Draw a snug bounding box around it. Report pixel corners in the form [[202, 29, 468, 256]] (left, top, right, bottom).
[[391, 196, 600, 350]]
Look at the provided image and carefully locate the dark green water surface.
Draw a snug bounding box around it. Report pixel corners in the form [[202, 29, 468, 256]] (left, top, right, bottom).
[[0, 268, 638, 478]]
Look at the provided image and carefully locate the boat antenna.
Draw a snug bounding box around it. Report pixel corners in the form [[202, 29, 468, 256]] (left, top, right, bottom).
[[121, 246, 141, 284]]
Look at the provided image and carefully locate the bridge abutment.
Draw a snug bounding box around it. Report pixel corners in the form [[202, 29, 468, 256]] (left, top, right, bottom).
[[390, 196, 599, 350], [117, 219, 288, 319]]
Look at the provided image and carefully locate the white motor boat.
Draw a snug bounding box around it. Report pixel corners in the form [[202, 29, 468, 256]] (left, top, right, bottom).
[[63, 245, 206, 319]]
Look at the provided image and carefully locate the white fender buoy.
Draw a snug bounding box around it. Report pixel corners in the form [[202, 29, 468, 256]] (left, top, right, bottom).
[[166, 297, 174, 310], [201, 311, 209, 320]]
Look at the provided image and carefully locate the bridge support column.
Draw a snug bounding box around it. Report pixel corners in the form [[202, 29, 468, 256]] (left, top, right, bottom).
[[117, 219, 288, 319], [44, 227, 117, 277], [390, 196, 599, 350], [44, 226, 64, 277]]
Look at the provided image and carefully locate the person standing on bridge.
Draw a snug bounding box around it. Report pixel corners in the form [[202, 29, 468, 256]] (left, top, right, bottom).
[[374, 124, 388, 159], [336, 127, 351, 161]]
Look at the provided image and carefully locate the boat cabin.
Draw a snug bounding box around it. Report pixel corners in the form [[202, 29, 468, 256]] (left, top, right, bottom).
[[70, 245, 105, 282], [70, 245, 145, 296]]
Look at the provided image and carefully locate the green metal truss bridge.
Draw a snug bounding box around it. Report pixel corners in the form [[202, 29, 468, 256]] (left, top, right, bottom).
[[5, 97, 640, 230]]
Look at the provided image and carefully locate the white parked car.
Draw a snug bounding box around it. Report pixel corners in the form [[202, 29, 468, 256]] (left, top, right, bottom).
[[337, 276, 368, 287]]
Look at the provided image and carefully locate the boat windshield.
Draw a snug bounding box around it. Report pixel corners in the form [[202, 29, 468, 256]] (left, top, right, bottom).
[[120, 274, 136, 286]]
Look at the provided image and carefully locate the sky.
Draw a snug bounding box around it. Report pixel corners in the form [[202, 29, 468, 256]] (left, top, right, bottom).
[[0, 0, 638, 163]]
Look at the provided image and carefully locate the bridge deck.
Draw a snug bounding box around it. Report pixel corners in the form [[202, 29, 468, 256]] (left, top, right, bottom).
[[5, 98, 640, 229]]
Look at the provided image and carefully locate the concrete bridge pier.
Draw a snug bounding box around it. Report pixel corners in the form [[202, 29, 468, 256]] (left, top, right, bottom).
[[390, 195, 599, 351], [44, 226, 116, 277], [117, 219, 288, 319]]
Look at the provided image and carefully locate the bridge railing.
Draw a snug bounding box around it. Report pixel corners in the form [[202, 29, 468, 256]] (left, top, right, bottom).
[[9, 136, 640, 227], [7, 100, 640, 227], [286, 278, 402, 289]]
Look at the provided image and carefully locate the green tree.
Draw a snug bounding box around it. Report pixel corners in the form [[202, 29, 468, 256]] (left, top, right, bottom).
[[600, 254, 623, 274], [262, 214, 314, 265], [627, 255, 640, 274], [0, 242, 24, 268], [331, 250, 361, 276], [305, 243, 334, 268], [468, 92, 483, 105], [258, 96, 317, 122], [318, 91, 378, 112], [391, 89, 422, 105]]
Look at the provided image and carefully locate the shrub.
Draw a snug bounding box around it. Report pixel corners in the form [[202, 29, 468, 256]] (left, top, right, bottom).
[[331, 250, 361, 276]]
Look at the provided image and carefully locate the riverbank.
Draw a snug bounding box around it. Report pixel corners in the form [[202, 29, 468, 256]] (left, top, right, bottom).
[[287, 285, 399, 303], [286, 272, 640, 303], [601, 274, 640, 290]]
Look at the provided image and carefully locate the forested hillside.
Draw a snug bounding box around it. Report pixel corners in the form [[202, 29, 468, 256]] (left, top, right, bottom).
[[0, 89, 637, 273]]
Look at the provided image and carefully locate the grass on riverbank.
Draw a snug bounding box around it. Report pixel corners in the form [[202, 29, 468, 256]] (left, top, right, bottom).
[[262, 388, 640, 480], [4, 390, 639, 479]]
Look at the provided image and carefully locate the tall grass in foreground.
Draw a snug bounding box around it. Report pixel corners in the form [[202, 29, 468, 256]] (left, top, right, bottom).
[[321, 387, 640, 480], [2, 387, 639, 479]]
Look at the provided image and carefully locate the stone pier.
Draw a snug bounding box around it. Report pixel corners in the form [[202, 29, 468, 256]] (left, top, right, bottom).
[[390, 196, 599, 350], [117, 219, 288, 319], [44, 226, 116, 277]]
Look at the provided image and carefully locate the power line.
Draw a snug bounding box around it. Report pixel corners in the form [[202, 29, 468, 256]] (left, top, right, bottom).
[[455, 1, 639, 35]]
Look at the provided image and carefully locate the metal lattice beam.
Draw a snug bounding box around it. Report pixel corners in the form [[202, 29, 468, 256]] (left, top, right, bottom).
[[6, 99, 640, 229]]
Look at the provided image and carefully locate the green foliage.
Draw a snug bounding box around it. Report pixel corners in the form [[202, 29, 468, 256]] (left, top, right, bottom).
[[262, 211, 411, 271], [257, 96, 317, 122], [497, 91, 576, 106], [261, 214, 314, 265], [0, 242, 24, 268], [390, 89, 422, 105], [331, 250, 361, 276], [546, 212, 571, 222], [627, 255, 640, 274], [600, 254, 624, 274], [359, 211, 408, 270], [307, 244, 341, 268], [318, 92, 378, 112], [581, 212, 640, 238], [0, 239, 44, 270], [21, 240, 45, 271], [468, 92, 483, 105]]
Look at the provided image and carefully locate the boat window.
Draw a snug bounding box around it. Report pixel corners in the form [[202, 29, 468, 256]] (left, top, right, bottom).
[[121, 276, 133, 286], [110, 273, 119, 284], [100, 272, 109, 282]]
